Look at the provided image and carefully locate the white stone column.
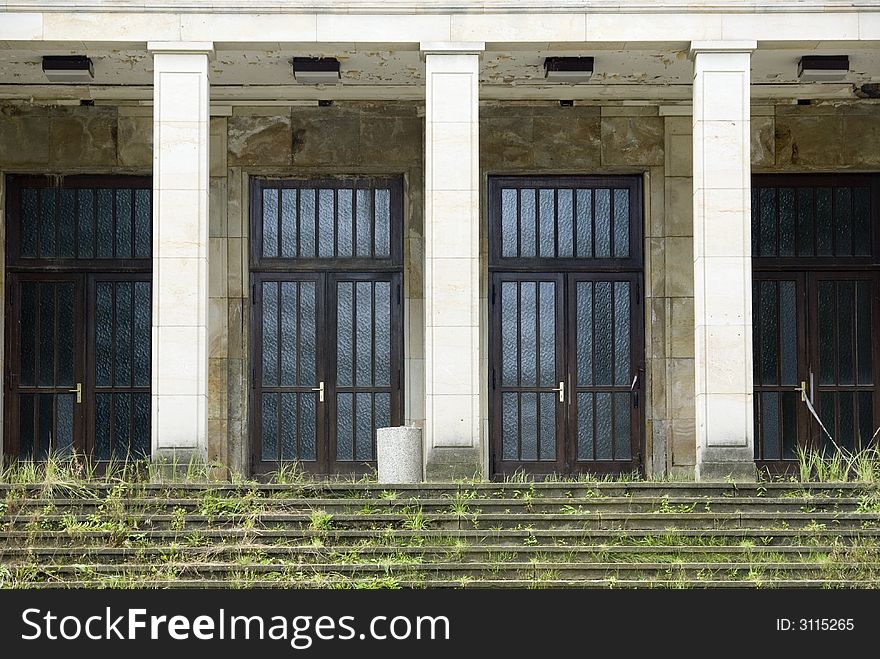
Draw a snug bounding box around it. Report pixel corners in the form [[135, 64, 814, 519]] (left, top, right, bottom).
[[691, 41, 757, 481], [421, 42, 484, 479], [148, 42, 213, 463]]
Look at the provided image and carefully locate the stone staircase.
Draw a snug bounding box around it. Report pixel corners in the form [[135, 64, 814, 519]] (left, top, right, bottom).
[[2, 481, 879, 588]]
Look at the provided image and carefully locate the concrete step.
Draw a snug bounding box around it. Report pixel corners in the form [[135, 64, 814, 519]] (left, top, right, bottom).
[[7, 511, 879, 531], [3, 527, 879, 547], [5, 496, 872, 515], [1, 543, 857, 563]]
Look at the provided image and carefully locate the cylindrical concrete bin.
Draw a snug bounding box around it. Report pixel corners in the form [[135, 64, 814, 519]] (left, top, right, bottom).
[[376, 425, 423, 484]]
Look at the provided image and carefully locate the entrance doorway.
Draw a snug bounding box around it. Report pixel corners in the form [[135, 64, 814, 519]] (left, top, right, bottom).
[[752, 175, 880, 468], [249, 177, 404, 475], [4, 176, 152, 461], [489, 177, 645, 476]]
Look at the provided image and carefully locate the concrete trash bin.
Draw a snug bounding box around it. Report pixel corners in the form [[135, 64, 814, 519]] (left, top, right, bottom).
[[376, 425, 423, 484]]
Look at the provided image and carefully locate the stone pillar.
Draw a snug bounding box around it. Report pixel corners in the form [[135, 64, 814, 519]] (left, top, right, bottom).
[[148, 42, 213, 464], [691, 41, 757, 481], [421, 42, 484, 480]]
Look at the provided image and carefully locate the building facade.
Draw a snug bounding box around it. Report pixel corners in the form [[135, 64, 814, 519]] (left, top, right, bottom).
[[1, 1, 879, 480]]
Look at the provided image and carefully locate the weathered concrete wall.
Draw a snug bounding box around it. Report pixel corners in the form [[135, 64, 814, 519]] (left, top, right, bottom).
[[2, 99, 879, 477]]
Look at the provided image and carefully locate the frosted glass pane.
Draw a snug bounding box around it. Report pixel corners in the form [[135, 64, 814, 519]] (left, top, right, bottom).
[[519, 282, 537, 386], [782, 391, 798, 460], [115, 282, 132, 387], [520, 189, 536, 257], [594, 189, 610, 257], [39, 396, 53, 458], [57, 282, 74, 387], [818, 281, 835, 385], [96, 283, 112, 387], [576, 189, 593, 257], [779, 281, 797, 386], [594, 282, 612, 386], [614, 392, 631, 460], [538, 189, 555, 257], [857, 282, 873, 386], [501, 282, 518, 387], [539, 392, 555, 461], [337, 189, 353, 257], [375, 282, 391, 387], [613, 189, 629, 257], [262, 393, 278, 461], [116, 189, 132, 258], [261, 281, 278, 386], [762, 392, 780, 460], [356, 282, 373, 387], [78, 189, 95, 258], [300, 282, 316, 387], [596, 393, 612, 460], [838, 281, 854, 385], [113, 393, 131, 460], [520, 392, 537, 461], [835, 187, 852, 256], [577, 393, 594, 461], [838, 391, 854, 452], [281, 392, 297, 461], [58, 189, 76, 258], [280, 282, 298, 386], [19, 395, 34, 459], [21, 188, 38, 257], [817, 188, 832, 256], [797, 188, 813, 257], [760, 281, 778, 385], [501, 188, 517, 257], [853, 187, 870, 257], [538, 282, 555, 388], [40, 188, 56, 257], [576, 281, 593, 386], [133, 393, 150, 459], [557, 189, 573, 257], [20, 283, 36, 386], [337, 282, 354, 387], [613, 282, 630, 387], [280, 189, 297, 258], [502, 392, 518, 461], [299, 189, 316, 258], [778, 188, 795, 257], [356, 189, 372, 257], [336, 393, 354, 461], [375, 393, 391, 432], [57, 393, 74, 456], [39, 283, 55, 386], [134, 189, 151, 258], [318, 188, 335, 258], [759, 188, 776, 257], [262, 188, 278, 257], [96, 393, 111, 460], [133, 283, 151, 387], [375, 189, 391, 258], [355, 393, 373, 460]]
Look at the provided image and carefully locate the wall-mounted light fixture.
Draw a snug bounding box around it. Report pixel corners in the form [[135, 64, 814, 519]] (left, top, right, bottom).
[[544, 57, 593, 83], [798, 55, 849, 82], [292, 57, 340, 85], [42, 56, 94, 82]]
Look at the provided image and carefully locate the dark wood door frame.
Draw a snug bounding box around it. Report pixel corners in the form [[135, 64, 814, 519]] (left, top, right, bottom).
[[3, 175, 152, 463], [248, 176, 405, 476], [487, 175, 646, 478]]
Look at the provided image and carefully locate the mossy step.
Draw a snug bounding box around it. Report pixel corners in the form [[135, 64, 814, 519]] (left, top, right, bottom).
[[9, 578, 876, 589], [8, 511, 879, 531], [5, 496, 872, 515], [1, 482, 871, 499], [6, 561, 879, 580], [1, 543, 856, 563]]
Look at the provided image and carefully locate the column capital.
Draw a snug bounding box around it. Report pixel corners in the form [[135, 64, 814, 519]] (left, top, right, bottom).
[[148, 41, 214, 55], [689, 40, 757, 58], [420, 41, 485, 56]]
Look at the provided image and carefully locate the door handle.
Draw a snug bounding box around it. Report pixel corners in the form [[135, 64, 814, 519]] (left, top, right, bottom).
[[552, 381, 565, 403], [312, 381, 325, 403], [68, 382, 82, 404], [630, 373, 639, 409]]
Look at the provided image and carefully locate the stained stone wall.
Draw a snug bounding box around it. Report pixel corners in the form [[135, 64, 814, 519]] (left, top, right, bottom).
[[2, 99, 880, 477]]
